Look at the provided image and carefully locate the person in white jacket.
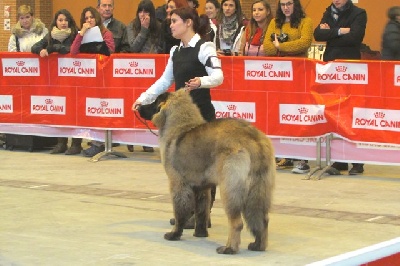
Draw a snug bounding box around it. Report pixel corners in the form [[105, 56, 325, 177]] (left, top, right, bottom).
[[8, 5, 48, 52]]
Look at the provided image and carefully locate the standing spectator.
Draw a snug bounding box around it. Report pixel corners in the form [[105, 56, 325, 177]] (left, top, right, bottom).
[[205, 0, 221, 44], [215, 0, 247, 56], [126, 0, 162, 152], [205, 0, 220, 22], [263, 0, 312, 57], [240, 0, 272, 56], [70, 6, 115, 157], [381, 6, 400, 60], [159, 0, 190, 54], [97, 0, 130, 53], [70, 6, 115, 56], [263, 0, 312, 174], [31, 9, 83, 155], [314, 0, 367, 175], [133, 7, 223, 229], [8, 5, 48, 52]]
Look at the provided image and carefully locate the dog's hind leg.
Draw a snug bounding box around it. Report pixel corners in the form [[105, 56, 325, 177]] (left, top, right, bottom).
[[164, 183, 194, 241], [246, 211, 268, 251], [193, 187, 211, 237], [216, 211, 243, 254]]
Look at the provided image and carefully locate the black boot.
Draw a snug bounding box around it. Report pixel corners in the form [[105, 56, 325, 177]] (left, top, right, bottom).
[[349, 163, 364, 175]]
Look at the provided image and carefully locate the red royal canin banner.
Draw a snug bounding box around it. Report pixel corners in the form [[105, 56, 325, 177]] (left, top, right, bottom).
[[1, 52, 400, 147]]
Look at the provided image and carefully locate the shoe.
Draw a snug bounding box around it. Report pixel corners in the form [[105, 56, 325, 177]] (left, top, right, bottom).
[[65, 145, 82, 155], [331, 162, 348, 171], [82, 145, 105, 157], [276, 158, 293, 170], [50, 143, 67, 154], [292, 161, 310, 174], [326, 166, 341, 175], [169, 215, 211, 229], [143, 146, 154, 152], [127, 145, 134, 152], [349, 164, 364, 175]]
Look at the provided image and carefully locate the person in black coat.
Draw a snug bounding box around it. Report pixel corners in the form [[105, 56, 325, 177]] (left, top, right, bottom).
[[31, 9, 83, 155], [31, 9, 78, 57], [313, 0, 367, 62], [381, 6, 400, 60], [313, 0, 367, 175]]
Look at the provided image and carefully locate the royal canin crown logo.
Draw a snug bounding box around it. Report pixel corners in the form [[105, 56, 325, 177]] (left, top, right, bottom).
[[129, 61, 139, 67], [298, 107, 308, 114], [227, 104, 236, 111], [73, 61, 81, 67], [262, 63, 273, 70], [100, 101, 108, 107], [45, 99, 53, 104], [374, 111, 385, 118], [16, 61, 25, 66], [335, 66, 347, 72]]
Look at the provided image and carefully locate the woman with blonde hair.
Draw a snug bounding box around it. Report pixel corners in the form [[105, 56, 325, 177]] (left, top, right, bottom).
[[8, 5, 48, 52]]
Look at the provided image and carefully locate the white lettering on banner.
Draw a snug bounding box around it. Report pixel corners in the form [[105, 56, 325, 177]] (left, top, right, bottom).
[[315, 62, 368, 84], [0, 95, 13, 113], [353, 107, 400, 132], [244, 60, 293, 81], [212, 101, 256, 122], [279, 104, 327, 125], [31, 96, 66, 115], [86, 98, 124, 117], [58, 58, 96, 77], [113, 59, 155, 78], [2, 58, 40, 76], [395, 65, 400, 86]]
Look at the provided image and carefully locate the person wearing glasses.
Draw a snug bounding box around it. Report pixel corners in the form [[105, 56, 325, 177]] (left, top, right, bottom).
[[314, 0, 367, 175], [239, 0, 273, 56], [263, 0, 313, 174], [263, 0, 313, 57]]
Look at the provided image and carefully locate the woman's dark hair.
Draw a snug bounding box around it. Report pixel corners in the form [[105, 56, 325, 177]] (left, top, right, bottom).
[[80, 6, 107, 33], [170, 7, 211, 40], [247, 0, 272, 40], [133, 0, 160, 43], [216, 0, 245, 27], [388, 6, 400, 21], [275, 0, 305, 29], [49, 9, 79, 46], [206, 0, 221, 10]]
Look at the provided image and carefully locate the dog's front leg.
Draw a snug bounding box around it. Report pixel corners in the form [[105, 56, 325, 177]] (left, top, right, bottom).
[[193, 187, 210, 237], [164, 184, 194, 241]]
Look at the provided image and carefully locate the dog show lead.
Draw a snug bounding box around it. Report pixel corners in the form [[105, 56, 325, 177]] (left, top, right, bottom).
[[132, 6, 224, 228]]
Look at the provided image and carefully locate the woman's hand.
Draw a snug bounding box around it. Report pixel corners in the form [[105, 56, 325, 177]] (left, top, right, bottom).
[[80, 22, 91, 36], [39, 49, 48, 57], [272, 34, 280, 50], [140, 14, 150, 29], [184, 77, 201, 91], [132, 101, 141, 112]]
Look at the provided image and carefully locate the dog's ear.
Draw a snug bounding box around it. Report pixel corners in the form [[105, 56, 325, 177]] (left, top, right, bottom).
[[155, 92, 170, 112]]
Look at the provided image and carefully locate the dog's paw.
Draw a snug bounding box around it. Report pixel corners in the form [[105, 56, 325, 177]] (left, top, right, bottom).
[[193, 229, 208, 237], [248, 242, 266, 251], [164, 231, 182, 241], [216, 246, 238, 255]]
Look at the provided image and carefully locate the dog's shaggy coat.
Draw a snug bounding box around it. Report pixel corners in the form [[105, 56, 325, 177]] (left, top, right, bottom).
[[138, 89, 275, 254]]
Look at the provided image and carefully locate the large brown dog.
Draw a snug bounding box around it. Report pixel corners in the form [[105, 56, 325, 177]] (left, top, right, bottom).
[[138, 89, 275, 254]]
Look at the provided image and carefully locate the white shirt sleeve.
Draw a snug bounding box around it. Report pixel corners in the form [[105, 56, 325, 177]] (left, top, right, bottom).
[[197, 41, 224, 88], [136, 46, 177, 105]]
